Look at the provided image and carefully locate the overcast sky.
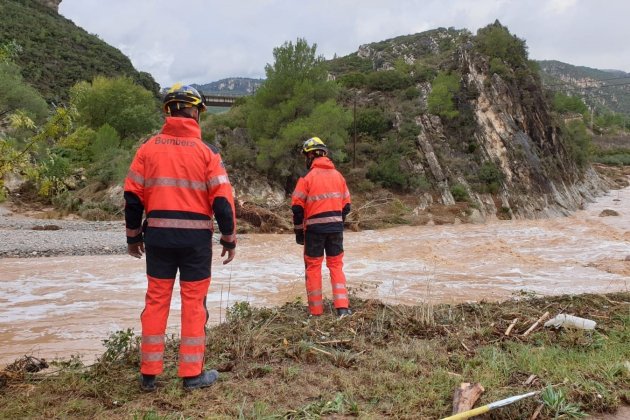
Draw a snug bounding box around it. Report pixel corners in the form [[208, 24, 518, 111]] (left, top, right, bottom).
[[58, 0, 630, 89]]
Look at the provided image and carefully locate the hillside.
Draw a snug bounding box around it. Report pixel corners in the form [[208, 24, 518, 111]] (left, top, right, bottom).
[[192, 77, 263, 96], [0, 0, 159, 102], [208, 22, 608, 225], [538, 59, 630, 115]]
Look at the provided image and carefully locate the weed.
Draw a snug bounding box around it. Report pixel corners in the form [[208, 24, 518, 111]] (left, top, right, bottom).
[[227, 301, 254, 321], [541, 386, 587, 418], [99, 328, 137, 364]]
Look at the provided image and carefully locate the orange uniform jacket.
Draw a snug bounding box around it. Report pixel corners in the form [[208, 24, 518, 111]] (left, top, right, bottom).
[[124, 117, 236, 249], [291, 157, 351, 234]]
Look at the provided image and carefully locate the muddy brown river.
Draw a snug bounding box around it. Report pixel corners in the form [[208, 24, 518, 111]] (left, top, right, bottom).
[[1, 188, 629, 366]]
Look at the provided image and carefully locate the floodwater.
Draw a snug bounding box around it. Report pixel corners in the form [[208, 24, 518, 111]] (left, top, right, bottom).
[[1, 188, 629, 366]]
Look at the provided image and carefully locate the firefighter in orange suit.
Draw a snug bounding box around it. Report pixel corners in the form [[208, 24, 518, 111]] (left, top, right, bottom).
[[124, 84, 236, 391], [291, 137, 352, 317]]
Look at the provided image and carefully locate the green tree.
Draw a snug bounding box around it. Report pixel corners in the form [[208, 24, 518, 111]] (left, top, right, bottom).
[[427, 72, 460, 119], [70, 76, 160, 140], [0, 61, 48, 123], [553, 93, 588, 114], [245, 38, 348, 182], [564, 120, 591, 167], [90, 124, 121, 160], [475, 20, 528, 67]]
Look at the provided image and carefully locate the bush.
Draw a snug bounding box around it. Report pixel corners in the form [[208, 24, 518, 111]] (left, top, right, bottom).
[[356, 108, 391, 138], [563, 120, 591, 168], [70, 76, 160, 140], [427, 72, 460, 119], [450, 183, 469, 202], [479, 162, 504, 185], [404, 86, 420, 100], [475, 20, 528, 67], [339, 72, 367, 88], [366, 71, 411, 91], [553, 93, 588, 114]]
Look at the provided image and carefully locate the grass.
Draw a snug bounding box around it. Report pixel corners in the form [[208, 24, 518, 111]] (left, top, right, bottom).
[[1, 293, 629, 419]]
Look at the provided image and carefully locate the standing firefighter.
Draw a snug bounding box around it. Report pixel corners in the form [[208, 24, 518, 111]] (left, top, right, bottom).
[[124, 84, 237, 391], [291, 137, 352, 317]]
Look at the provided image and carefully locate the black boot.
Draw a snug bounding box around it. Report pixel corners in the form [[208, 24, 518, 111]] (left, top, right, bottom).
[[336, 308, 352, 317], [140, 374, 156, 392], [183, 369, 219, 390]]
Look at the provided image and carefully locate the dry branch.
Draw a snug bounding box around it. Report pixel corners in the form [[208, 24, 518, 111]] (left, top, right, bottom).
[[522, 312, 550, 337], [504, 317, 519, 336]]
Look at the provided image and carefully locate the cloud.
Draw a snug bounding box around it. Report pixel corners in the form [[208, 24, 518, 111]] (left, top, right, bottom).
[[59, 0, 630, 87]]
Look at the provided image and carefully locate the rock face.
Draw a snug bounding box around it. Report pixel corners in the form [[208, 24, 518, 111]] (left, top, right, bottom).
[[344, 26, 611, 221], [36, 0, 61, 12]]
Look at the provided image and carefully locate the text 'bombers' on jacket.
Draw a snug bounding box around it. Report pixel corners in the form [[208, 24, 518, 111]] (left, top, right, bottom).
[[124, 117, 236, 249], [291, 156, 351, 234]]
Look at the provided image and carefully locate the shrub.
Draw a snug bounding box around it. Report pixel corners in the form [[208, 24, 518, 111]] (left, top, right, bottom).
[[427, 72, 460, 119], [356, 108, 391, 138], [366, 70, 411, 91], [553, 93, 588, 114], [339, 72, 367, 88], [404, 86, 420, 100], [563, 120, 591, 168], [450, 183, 469, 202]]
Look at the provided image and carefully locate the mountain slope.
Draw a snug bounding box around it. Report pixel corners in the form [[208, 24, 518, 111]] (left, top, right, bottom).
[[538, 59, 630, 115], [212, 23, 607, 221], [0, 0, 159, 102], [192, 77, 263, 96]]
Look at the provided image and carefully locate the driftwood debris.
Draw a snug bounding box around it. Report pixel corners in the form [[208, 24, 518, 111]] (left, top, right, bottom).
[[504, 317, 519, 336], [452, 382, 485, 414], [522, 311, 550, 337]]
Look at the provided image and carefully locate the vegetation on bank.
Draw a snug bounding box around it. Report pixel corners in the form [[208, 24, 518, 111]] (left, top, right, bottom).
[[1, 292, 628, 418]]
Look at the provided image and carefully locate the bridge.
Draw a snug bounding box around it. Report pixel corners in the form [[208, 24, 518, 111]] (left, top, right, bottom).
[[202, 94, 240, 107]]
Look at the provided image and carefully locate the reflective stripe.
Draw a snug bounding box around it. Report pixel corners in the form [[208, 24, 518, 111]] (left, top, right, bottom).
[[181, 336, 205, 346], [145, 177, 207, 191], [147, 218, 212, 229], [306, 216, 343, 225], [308, 301, 323, 307], [306, 192, 344, 202], [142, 335, 165, 345], [126, 227, 142, 237], [332, 284, 346, 290], [142, 352, 163, 362], [292, 191, 307, 200], [334, 293, 348, 300], [207, 175, 230, 188], [179, 353, 204, 363], [307, 290, 322, 297], [127, 170, 144, 185], [343, 191, 350, 199], [294, 224, 304, 230]]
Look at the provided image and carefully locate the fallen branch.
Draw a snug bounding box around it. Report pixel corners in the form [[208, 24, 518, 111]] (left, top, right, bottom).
[[530, 403, 544, 420], [504, 318, 518, 336], [309, 346, 333, 357], [522, 311, 550, 337], [316, 339, 352, 345], [452, 382, 485, 414]]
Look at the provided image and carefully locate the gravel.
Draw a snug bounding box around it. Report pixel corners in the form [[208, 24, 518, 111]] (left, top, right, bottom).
[[0, 206, 127, 258]]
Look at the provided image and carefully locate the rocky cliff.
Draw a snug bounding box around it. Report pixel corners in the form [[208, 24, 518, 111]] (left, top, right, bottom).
[[329, 25, 609, 221]]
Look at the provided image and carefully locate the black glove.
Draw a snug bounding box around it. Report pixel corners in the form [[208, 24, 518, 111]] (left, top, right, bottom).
[[296, 231, 304, 245]]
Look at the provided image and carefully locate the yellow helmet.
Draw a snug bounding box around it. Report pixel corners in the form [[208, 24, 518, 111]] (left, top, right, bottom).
[[302, 137, 328, 154], [162, 83, 207, 113]]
